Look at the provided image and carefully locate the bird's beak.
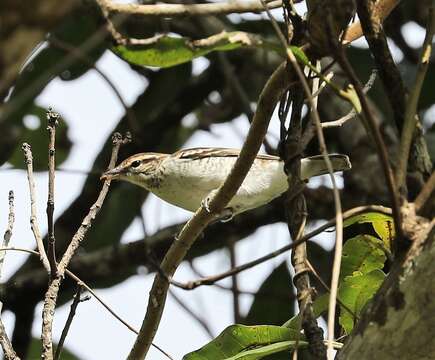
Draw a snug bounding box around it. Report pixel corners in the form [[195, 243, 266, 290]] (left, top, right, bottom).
[[100, 166, 124, 181]]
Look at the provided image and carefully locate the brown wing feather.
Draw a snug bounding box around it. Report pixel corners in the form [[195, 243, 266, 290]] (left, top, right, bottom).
[[173, 147, 279, 161]]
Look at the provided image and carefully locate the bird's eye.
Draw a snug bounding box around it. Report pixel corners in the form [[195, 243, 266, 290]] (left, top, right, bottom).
[[131, 160, 141, 168]]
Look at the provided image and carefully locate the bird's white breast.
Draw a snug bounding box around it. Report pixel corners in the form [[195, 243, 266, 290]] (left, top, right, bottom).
[[151, 156, 288, 214]]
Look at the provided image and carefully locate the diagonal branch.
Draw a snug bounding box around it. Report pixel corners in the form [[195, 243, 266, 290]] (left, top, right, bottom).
[[127, 62, 290, 359], [41, 133, 129, 360], [396, 3, 435, 190]]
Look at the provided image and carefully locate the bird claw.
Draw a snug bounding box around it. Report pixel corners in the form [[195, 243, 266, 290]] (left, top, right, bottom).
[[202, 189, 218, 213], [218, 208, 234, 223], [201, 190, 234, 222]]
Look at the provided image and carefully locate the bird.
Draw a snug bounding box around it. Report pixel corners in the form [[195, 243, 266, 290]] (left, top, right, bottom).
[[101, 147, 351, 218]]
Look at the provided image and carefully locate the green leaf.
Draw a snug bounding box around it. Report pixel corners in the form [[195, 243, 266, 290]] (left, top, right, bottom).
[[245, 262, 295, 326], [340, 235, 387, 281], [113, 31, 279, 68], [344, 211, 395, 251], [289, 46, 362, 112], [338, 269, 385, 333], [183, 325, 303, 360], [8, 105, 72, 171], [224, 341, 305, 360]]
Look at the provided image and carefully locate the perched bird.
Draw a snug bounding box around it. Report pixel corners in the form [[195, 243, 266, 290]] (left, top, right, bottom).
[[101, 148, 351, 217]]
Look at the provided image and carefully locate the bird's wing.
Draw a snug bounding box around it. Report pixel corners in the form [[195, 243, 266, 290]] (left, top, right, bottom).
[[173, 147, 279, 161]]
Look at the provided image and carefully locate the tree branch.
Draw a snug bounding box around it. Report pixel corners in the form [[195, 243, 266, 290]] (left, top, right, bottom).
[[127, 62, 290, 359], [22, 144, 51, 273], [41, 133, 128, 359], [99, 0, 283, 18], [396, 3, 435, 190], [46, 109, 59, 278], [0, 191, 20, 360]]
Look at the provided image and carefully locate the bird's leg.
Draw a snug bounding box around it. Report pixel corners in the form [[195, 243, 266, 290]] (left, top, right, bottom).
[[201, 189, 234, 222]]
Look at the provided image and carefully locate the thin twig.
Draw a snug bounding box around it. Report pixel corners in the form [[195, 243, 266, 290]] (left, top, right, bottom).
[[0, 191, 14, 282], [0, 247, 172, 360], [227, 237, 241, 323], [0, 320, 19, 360], [46, 109, 59, 278], [0, 191, 20, 360], [100, 0, 283, 17], [22, 143, 51, 273], [415, 171, 435, 212], [321, 70, 377, 128], [54, 285, 86, 360], [41, 133, 129, 360], [334, 42, 404, 253], [262, 3, 343, 358], [305, 260, 358, 321], [128, 62, 290, 359], [396, 3, 435, 191], [168, 290, 214, 339], [169, 206, 391, 290]]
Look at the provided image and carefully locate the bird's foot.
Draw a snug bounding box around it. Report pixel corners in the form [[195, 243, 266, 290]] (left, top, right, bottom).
[[202, 190, 234, 222], [201, 189, 218, 213]]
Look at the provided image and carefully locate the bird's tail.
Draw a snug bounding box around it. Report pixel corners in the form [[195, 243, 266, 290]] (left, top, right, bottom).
[[301, 154, 351, 180]]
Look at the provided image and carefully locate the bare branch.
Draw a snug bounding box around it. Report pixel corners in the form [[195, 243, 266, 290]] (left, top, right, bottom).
[[262, 3, 343, 357], [334, 43, 404, 253], [0, 247, 172, 360], [0, 320, 20, 360], [415, 171, 435, 212], [0, 191, 14, 281], [343, 0, 400, 44], [46, 109, 59, 277], [0, 191, 20, 360], [127, 62, 290, 359], [21, 143, 51, 273], [41, 133, 129, 360], [54, 285, 86, 360], [396, 3, 435, 190], [169, 206, 391, 290], [99, 0, 283, 18], [169, 290, 214, 339], [321, 70, 377, 128]]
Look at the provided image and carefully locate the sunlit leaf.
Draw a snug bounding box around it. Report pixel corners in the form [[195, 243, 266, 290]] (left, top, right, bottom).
[[113, 31, 279, 68], [344, 211, 395, 251], [183, 325, 302, 360], [338, 269, 385, 334]]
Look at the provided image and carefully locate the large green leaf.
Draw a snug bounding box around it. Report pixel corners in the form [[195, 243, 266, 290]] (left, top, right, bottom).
[[338, 269, 385, 334], [8, 105, 72, 171], [184, 325, 303, 360], [113, 31, 279, 68], [245, 262, 295, 326]]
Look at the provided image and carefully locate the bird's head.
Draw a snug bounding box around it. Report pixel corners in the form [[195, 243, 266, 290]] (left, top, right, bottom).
[[100, 152, 166, 188]]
